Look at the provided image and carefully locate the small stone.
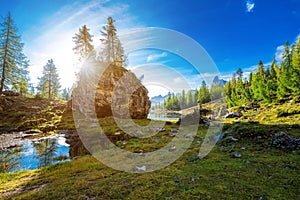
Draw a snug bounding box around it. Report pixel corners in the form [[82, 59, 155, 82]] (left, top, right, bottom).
[[226, 136, 238, 141], [241, 147, 246, 150], [136, 166, 146, 171], [232, 153, 242, 158], [170, 128, 178, 133], [185, 133, 195, 138], [169, 145, 176, 152], [114, 132, 121, 135]]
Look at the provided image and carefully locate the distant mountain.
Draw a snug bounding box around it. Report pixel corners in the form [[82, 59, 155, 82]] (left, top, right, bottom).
[[212, 76, 227, 86], [151, 94, 168, 104]]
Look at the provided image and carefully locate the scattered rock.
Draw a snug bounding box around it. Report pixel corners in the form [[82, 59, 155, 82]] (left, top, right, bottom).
[[149, 127, 166, 132], [185, 133, 195, 138], [218, 107, 228, 117], [114, 132, 121, 135], [130, 130, 144, 137], [136, 166, 146, 171], [232, 153, 242, 158], [170, 128, 178, 133], [272, 131, 300, 150], [226, 136, 238, 141], [241, 147, 246, 150], [225, 112, 242, 119], [169, 145, 176, 152]]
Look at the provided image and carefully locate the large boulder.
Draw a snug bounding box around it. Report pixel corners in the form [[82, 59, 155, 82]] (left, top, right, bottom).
[[72, 62, 151, 119], [95, 64, 151, 119]]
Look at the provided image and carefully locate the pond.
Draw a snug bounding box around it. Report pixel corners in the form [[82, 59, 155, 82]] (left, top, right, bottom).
[[0, 131, 88, 173], [148, 112, 181, 121]]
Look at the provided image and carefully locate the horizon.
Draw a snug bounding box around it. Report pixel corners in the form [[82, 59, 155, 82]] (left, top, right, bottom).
[[1, 0, 300, 97]]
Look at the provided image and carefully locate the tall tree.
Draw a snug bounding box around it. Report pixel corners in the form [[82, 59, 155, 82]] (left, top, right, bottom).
[[0, 12, 29, 94], [100, 17, 125, 66], [72, 25, 94, 61], [278, 41, 292, 98], [186, 90, 193, 108], [291, 37, 300, 95], [38, 59, 61, 99], [198, 81, 210, 105]]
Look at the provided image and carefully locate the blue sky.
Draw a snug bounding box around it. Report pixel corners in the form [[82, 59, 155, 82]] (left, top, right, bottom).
[[1, 0, 300, 96]]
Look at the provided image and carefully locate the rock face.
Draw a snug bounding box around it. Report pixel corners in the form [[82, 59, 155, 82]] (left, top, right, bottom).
[[73, 63, 151, 119], [96, 64, 151, 119]]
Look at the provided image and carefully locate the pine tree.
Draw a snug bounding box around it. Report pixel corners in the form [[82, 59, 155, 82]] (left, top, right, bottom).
[[100, 17, 125, 66], [186, 90, 193, 108], [198, 81, 210, 105], [0, 12, 29, 94], [278, 41, 292, 98], [180, 89, 186, 108], [291, 37, 300, 95], [38, 59, 61, 99], [72, 25, 94, 61]]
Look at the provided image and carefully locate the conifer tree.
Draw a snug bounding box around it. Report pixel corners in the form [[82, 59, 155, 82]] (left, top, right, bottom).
[[291, 37, 300, 95], [278, 41, 292, 98], [186, 90, 193, 107], [198, 81, 210, 105], [72, 25, 94, 61], [0, 12, 29, 94], [38, 59, 61, 99], [100, 17, 125, 66]]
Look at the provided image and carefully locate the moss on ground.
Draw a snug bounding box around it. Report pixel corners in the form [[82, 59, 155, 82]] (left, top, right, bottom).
[[0, 97, 299, 199]]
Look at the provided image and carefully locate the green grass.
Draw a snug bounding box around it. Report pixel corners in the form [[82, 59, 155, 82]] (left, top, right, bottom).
[[0, 98, 299, 199], [1, 120, 299, 199]]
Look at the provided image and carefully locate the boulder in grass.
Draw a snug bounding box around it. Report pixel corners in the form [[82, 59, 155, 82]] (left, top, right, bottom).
[[224, 112, 242, 119]]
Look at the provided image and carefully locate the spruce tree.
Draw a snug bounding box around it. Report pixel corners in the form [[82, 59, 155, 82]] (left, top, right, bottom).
[[0, 12, 29, 94], [72, 25, 94, 61], [198, 81, 210, 104], [186, 90, 193, 108], [278, 41, 292, 98], [38, 59, 61, 99], [291, 37, 300, 95], [100, 17, 125, 66]]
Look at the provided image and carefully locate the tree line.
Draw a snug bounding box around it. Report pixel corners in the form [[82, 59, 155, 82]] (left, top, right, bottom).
[[225, 38, 300, 107], [163, 79, 226, 111]]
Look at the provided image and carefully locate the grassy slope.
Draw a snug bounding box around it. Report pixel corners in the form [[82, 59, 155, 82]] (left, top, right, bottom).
[[0, 96, 68, 133], [0, 99, 299, 199]]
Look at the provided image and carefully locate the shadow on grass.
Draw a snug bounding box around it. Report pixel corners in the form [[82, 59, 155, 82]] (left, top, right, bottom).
[[1, 120, 299, 199]]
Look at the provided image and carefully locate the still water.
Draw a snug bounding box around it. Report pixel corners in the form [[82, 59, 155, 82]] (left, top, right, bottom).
[[148, 112, 181, 121], [0, 133, 88, 173]]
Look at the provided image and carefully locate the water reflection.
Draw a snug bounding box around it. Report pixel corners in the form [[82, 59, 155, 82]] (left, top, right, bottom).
[[148, 112, 181, 121], [0, 147, 21, 173], [0, 135, 70, 172]]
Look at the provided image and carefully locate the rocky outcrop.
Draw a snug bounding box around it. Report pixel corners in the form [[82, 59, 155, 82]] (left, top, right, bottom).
[[272, 131, 300, 150], [72, 61, 151, 119]]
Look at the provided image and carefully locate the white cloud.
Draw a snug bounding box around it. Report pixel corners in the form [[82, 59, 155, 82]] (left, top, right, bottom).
[[146, 52, 168, 62], [275, 45, 284, 63], [246, 0, 255, 13]]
